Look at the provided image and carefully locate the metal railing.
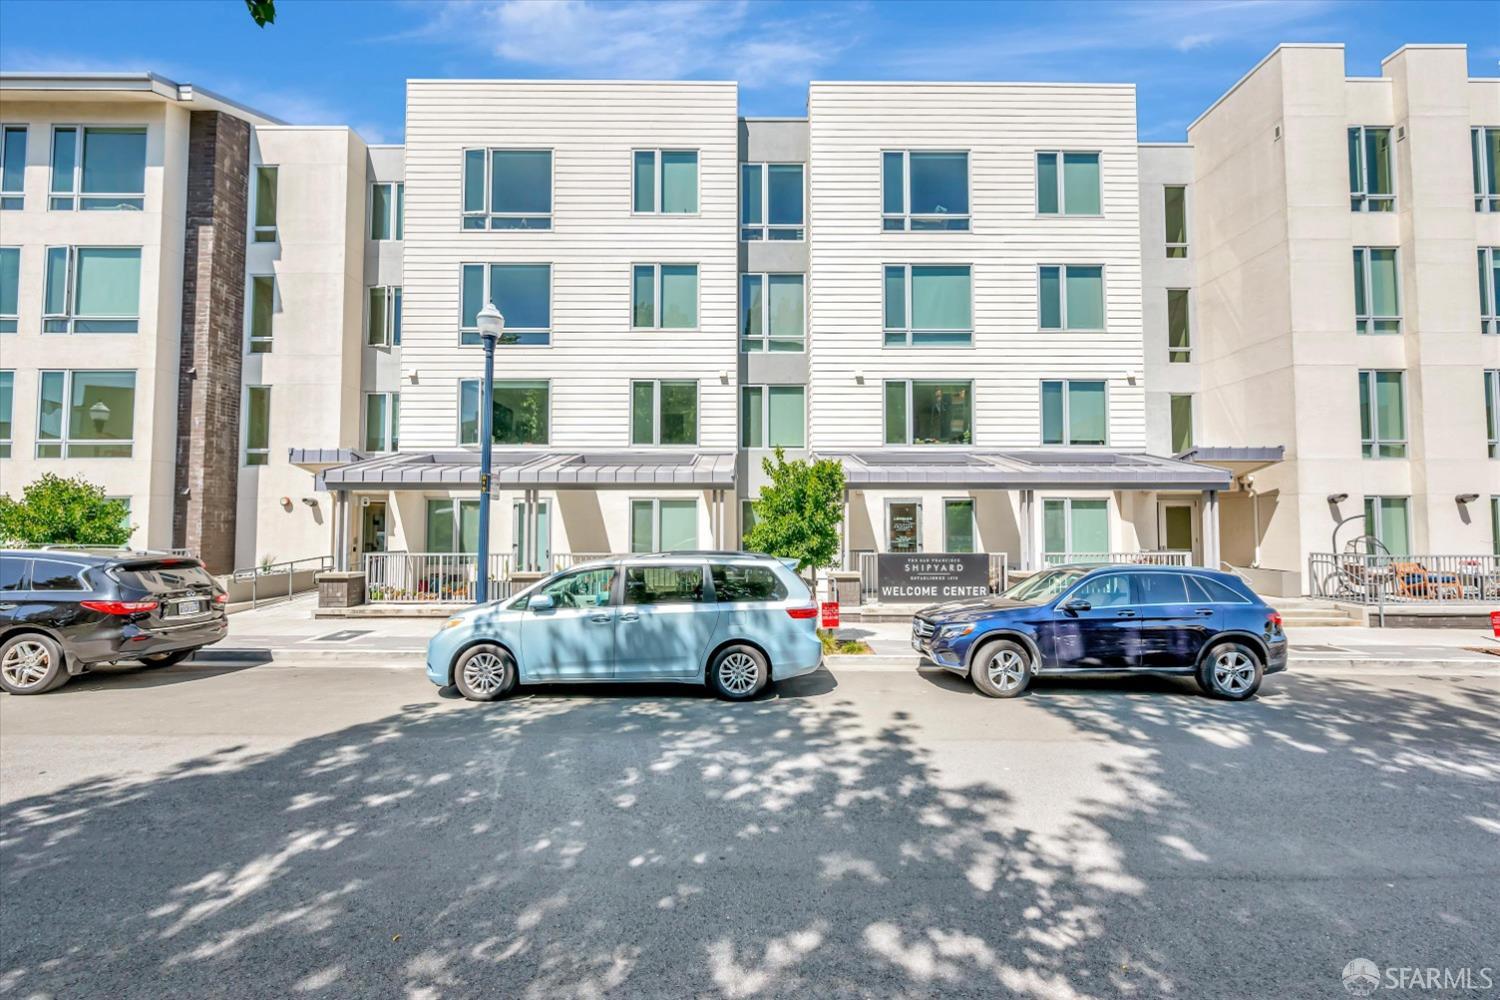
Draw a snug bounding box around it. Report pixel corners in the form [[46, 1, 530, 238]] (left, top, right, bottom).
[[1043, 550, 1193, 567], [226, 555, 332, 609], [1309, 552, 1500, 605], [364, 552, 513, 603]]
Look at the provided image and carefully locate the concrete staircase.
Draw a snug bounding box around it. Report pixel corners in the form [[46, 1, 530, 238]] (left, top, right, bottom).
[[1267, 596, 1365, 628]]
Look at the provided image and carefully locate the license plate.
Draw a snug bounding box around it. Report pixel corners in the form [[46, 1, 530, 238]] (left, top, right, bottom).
[[175, 600, 203, 616]]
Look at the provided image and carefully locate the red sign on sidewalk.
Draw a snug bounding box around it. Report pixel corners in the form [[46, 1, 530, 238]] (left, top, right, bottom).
[[820, 601, 840, 629], [1490, 610, 1500, 639]]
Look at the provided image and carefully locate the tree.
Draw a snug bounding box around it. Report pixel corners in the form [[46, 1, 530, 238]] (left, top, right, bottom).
[[245, 0, 275, 27], [0, 474, 132, 547], [742, 449, 845, 593]]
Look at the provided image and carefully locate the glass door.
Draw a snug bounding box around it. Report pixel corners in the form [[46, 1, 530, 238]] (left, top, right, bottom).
[[359, 500, 387, 554], [886, 500, 921, 553]]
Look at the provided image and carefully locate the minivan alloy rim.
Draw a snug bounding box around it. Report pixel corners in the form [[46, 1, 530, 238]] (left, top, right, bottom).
[[718, 652, 758, 695], [1212, 650, 1255, 694], [463, 651, 507, 695], [2, 641, 52, 689], [987, 649, 1026, 691]]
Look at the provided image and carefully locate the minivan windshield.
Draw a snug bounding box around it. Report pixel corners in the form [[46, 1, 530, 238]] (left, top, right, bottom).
[[1000, 568, 1088, 604]]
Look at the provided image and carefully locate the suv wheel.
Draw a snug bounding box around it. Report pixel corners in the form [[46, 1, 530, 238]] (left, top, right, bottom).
[[709, 644, 768, 700], [1199, 642, 1263, 700], [970, 640, 1033, 698], [0, 634, 70, 695], [453, 644, 517, 701]]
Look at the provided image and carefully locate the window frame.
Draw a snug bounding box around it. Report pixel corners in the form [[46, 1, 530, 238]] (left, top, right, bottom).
[[461, 147, 554, 230], [1043, 497, 1112, 562], [370, 180, 404, 240], [1486, 369, 1500, 459], [739, 161, 805, 241], [247, 273, 275, 354], [630, 148, 700, 216], [1040, 379, 1110, 447], [252, 164, 278, 242], [1163, 185, 1188, 257], [1363, 495, 1411, 555], [881, 149, 971, 231], [457, 378, 552, 447], [1348, 126, 1395, 212], [34, 369, 137, 459], [458, 262, 553, 346], [630, 379, 700, 447], [0, 124, 26, 210], [243, 384, 270, 466], [740, 384, 807, 449], [882, 263, 974, 347], [1038, 264, 1107, 332], [0, 245, 18, 333], [629, 498, 700, 553], [630, 262, 700, 331], [0, 369, 13, 459], [47, 124, 147, 212], [367, 284, 402, 347], [425, 497, 480, 554], [1353, 246, 1402, 335], [1034, 149, 1102, 218], [1358, 369, 1408, 459], [882, 379, 975, 447], [1169, 393, 1195, 454], [1167, 287, 1191, 362], [942, 498, 976, 553], [42, 244, 143, 334], [1473, 127, 1499, 212], [1480, 247, 1498, 336], [364, 391, 400, 453], [739, 271, 806, 352]]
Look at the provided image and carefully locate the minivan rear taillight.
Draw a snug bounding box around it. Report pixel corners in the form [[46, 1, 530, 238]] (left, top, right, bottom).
[[786, 605, 818, 620], [81, 600, 159, 615]]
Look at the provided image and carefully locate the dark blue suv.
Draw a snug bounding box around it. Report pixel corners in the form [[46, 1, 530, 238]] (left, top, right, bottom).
[[913, 565, 1286, 700]]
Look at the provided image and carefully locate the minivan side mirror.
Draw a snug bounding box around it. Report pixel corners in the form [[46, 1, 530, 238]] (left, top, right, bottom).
[[1060, 598, 1091, 613], [529, 594, 555, 612]]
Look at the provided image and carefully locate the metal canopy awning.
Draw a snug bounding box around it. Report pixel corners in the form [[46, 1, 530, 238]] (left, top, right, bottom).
[[1174, 445, 1284, 478], [821, 449, 1233, 491], [307, 449, 737, 491]]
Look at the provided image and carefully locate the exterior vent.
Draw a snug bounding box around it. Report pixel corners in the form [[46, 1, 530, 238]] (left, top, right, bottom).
[[1396, 124, 1407, 141], [1273, 123, 1282, 141]]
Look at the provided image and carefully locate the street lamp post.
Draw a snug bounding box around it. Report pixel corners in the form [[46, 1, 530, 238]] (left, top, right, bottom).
[[475, 303, 505, 604]]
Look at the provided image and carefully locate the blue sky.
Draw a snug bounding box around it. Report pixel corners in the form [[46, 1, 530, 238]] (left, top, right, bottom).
[[1, 0, 1496, 143]]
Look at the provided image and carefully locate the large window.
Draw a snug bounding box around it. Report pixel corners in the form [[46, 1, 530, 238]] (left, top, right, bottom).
[[511, 500, 551, 570], [1363, 496, 1410, 556], [244, 385, 270, 466], [1353, 247, 1400, 334], [884, 380, 972, 446], [1358, 369, 1406, 459], [629, 499, 698, 552], [253, 165, 278, 242], [633, 149, 698, 214], [740, 163, 804, 240], [1170, 394, 1194, 453], [368, 285, 402, 346], [460, 263, 550, 345], [1, 125, 25, 210], [0, 370, 12, 458], [1348, 126, 1394, 212], [943, 499, 975, 553], [43, 246, 142, 334], [741, 385, 805, 448], [1039, 265, 1104, 331], [1043, 498, 1109, 560], [248, 275, 274, 353], [459, 379, 549, 446], [0, 247, 17, 333], [365, 392, 400, 453], [1163, 186, 1188, 257], [1486, 370, 1499, 459], [426, 498, 479, 554], [49, 126, 145, 211], [462, 148, 551, 230], [740, 273, 804, 352], [1036, 151, 1100, 216], [1480, 248, 1498, 336], [370, 181, 403, 240], [884, 264, 972, 346], [882, 150, 969, 230], [1167, 288, 1191, 362], [1473, 127, 1499, 212], [1041, 380, 1107, 446], [37, 370, 135, 458], [631, 380, 697, 446], [632, 264, 698, 329]]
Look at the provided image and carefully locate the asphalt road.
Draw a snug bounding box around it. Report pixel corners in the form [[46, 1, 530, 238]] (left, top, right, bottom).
[[2, 660, 1497, 999]]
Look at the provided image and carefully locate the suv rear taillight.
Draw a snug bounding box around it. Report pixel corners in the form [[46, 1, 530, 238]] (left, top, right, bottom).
[[81, 600, 159, 615], [1268, 611, 1283, 630], [786, 605, 818, 620]]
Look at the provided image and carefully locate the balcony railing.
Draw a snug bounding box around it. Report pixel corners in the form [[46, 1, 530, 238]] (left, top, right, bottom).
[[364, 552, 513, 603], [1043, 550, 1192, 567], [1309, 552, 1500, 604]]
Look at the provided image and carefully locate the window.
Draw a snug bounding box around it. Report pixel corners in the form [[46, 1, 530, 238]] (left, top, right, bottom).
[[1163, 186, 1188, 257], [48, 126, 145, 211], [631, 264, 698, 329], [1167, 288, 1191, 362], [740, 273, 805, 352], [1039, 265, 1104, 331], [1189, 575, 1250, 604], [1358, 370, 1406, 459], [247, 275, 274, 353], [0, 555, 26, 591], [883, 264, 972, 345], [1353, 247, 1400, 334], [1043, 498, 1109, 561], [1348, 127, 1393, 211], [943, 499, 975, 553], [1363, 496, 1410, 556], [524, 565, 612, 610], [32, 560, 86, 591], [426, 498, 479, 553], [711, 562, 787, 602], [368, 285, 402, 346], [365, 392, 400, 452], [740, 163, 804, 240], [459, 379, 549, 446], [462, 148, 552, 230], [43, 246, 142, 333], [0, 246, 17, 332], [1036, 151, 1100, 216], [741, 499, 758, 544], [243, 386, 270, 466], [0, 125, 25, 210], [460, 263, 550, 345], [511, 500, 551, 570], [629, 499, 698, 552], [1134, 573, 1191, 605], [1473, 127, 1500, 212], [625, 564, 706, 603], [882, 150, 969, 230], [631, 380, 697, 446], [884, 380, 972, 445], [632, 149, 698, 214], [1170, 394, 1194, 453], [0, 370, 12, 458], [1493, 497, 1500, 556], [36, 370, 135, 458], [253, 165, 278, 241], [1480, 248, 1499, 335], [370, 181, 403, 240], [1041, 380, 1108, 446], [741, 385, 805, 448], [1487, 370, 1500, 459]]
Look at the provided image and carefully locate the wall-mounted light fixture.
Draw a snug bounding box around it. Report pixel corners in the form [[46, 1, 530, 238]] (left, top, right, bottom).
[[1456, 493, 1479, 505], [1327, 493, 1349, 505], [301, 497, 320, 508]]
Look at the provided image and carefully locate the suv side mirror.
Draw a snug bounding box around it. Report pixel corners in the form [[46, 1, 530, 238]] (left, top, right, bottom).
[[529, 594, 555, 612], [1060, 598, 1091, 613]]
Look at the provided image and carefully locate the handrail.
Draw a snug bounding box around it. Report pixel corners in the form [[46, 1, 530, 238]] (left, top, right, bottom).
[[225, 554, 333, 609]]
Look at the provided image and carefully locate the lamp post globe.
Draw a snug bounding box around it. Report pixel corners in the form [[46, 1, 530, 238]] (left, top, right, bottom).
[[474, 304, 505, 603]]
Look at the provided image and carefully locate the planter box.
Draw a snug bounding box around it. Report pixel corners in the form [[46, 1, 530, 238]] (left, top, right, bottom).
[[317, 571, 366, 608]]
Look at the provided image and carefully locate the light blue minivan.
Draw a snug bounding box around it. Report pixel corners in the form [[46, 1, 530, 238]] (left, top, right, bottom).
[[427, 552, 824, 701]]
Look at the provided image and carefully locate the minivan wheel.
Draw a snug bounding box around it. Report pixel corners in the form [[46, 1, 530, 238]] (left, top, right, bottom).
[[0, 634, 70, 695], [453, 644, 517, 701], [970, 640, 1033, 698], [141, 648, 196, 668], [709, 644, 768, 700], [1199, 642, 1263, 700]]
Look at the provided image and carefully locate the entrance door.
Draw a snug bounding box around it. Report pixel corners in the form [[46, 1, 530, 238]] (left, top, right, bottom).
[[887, 500, 921, 553], [1159, 503, 1197, 562], [360, 501, 388, 554]]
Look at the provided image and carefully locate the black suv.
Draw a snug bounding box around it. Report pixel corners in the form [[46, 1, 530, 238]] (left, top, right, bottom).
[[0, 550, 228, 695]]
